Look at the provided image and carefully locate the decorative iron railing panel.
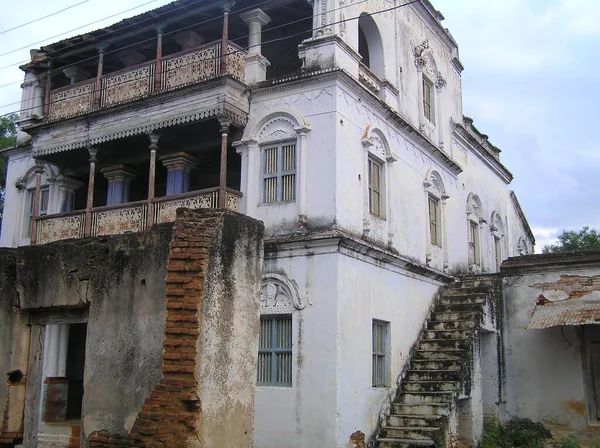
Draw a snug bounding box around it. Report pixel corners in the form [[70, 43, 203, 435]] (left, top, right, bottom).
[[36, 213, 85, 244], [153, 190, 219, 223], [226, 191, 240, 211], [226, 44, 246, 82], [91, 203, 148, 237], [101, 63, 155, 108], [48, 80, 95, 121], [162, 43, 220, 91]]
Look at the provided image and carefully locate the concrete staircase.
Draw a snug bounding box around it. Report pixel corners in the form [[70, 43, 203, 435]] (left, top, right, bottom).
[[377, 278, 499, 448]]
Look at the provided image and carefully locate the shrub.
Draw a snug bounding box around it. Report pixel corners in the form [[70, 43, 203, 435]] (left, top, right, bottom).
[[482, 417, 552, 448]]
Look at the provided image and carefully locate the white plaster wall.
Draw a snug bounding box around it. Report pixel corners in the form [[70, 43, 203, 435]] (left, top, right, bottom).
[[335, 250, 443, 444], [254, 246, 340, 448], [503, 272, 589, 430]]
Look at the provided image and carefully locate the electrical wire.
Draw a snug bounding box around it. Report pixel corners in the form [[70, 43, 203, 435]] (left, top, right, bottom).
[[0, 0, 93, 36], [0, 0, 418, 122]]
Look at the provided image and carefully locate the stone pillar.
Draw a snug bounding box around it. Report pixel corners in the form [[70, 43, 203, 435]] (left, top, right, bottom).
[[415, 58, 426, 132], [218, 119, 230, 209], [101, 165, 137, 206], [56, 176, 83, 212], [240, 9, 271, 84], [160, 152, 198, 196], [296, 126, 310, 233], [63, 66, 90, 85]]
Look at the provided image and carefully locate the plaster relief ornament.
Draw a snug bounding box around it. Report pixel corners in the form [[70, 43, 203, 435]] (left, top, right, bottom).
[[260, 273, 309, 314]]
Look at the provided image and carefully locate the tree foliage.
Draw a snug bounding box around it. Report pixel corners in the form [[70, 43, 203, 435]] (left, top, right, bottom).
[[542, 227, 600, 254], [0, 114, 18, 189]]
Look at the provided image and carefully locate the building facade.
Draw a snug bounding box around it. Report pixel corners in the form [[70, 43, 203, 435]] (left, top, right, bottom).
[[0, 0, 535, 447]]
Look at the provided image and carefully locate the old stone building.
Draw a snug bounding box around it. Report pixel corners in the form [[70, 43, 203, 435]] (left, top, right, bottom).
[[0, 0, 539, 447]]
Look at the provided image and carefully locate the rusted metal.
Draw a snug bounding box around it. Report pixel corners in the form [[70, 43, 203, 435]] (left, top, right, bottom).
[[30, 165, 43, 245], [218, 120, 229, 209], [154, 27, 163, 91], [84, 148, 98, 237], [147, 134, 159, 228], [528, 299, 600, 329], [94, 48, 105, 108]]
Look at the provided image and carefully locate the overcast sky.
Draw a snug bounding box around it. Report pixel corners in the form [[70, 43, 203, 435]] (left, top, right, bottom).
[[0, 0, 598, 250]]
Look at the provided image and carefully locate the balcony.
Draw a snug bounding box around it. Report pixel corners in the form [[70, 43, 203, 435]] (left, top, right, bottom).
[[46, 40, 246, 123], [35, 188, 241, 245]]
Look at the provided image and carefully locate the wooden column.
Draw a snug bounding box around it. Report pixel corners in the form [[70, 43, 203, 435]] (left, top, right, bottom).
[[43, 67, 52, 118], [147, 133, 159, 228], [29, 162, 44, 245], [154, 26, 165, 92], [94, 47, 106, 108], [220, 2, 235, 74], [218, 119, 230, 209], [84, 148, 98, 237]]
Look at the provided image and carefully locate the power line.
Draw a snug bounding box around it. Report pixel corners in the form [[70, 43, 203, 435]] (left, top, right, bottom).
[[0, 0, 93, 36], [0, 0, 165, 59], [0, 0, 417, 123]]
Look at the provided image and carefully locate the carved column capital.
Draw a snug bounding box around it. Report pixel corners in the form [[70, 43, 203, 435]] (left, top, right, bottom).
[[148, 133, 160, 150]]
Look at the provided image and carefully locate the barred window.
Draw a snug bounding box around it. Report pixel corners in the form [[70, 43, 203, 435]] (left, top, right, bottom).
[[257, 315, 292, 386], [262, 144, 296, 204], [372, 320, 389, 387], [368, 158, 384, 217], [422, 77, 434, 123], [429, 195, 441, 247]]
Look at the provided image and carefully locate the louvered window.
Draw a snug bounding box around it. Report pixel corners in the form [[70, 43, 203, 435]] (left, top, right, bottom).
[[468, 221, 479, 265], [372, 320, 388, 387], [258, 315, 292, 386], [429, 195, 441, 247], [422, 77, 434, 123], [262, 144, 296, 204]]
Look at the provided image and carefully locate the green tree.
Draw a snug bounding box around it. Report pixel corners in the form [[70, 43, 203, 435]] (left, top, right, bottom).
[[542, 227, 600, 254], [0, 113, 18, 225]]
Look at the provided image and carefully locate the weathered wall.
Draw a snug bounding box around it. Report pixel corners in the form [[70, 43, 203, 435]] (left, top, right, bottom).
[[501, 252, 600, 431], [86, 208, 264, 448], [0, 249, 29, 446]]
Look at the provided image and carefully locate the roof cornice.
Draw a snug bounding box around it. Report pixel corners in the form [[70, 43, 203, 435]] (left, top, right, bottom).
[[510, 191, 535, 244]]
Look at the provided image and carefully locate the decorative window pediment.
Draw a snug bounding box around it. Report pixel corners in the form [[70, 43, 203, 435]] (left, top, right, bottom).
[[260, 273, 307, 314]]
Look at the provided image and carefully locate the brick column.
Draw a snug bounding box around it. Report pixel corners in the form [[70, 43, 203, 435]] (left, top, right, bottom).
[[88, 208, 264, 448]]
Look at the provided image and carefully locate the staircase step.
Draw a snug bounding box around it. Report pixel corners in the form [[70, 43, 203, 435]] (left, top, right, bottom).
[[391, 402, 449, 416], [380, 426, 442, 440], [410, 359, 462, 371], [418, 339, 469, 351], [427, 320, 476, 331], [405, 369, 461, 382], [388, 413, 444, 427], [398, 391, 455, 404], [423, 329, 472, 340], [403, 380, 458, 393], [377, 437, 436, 447], [435, 302, 485, 313], [414, 349, 466, 361], [439, 293, 487, 305], [442, 286, 490, 296], [431, 310, 480, 322]]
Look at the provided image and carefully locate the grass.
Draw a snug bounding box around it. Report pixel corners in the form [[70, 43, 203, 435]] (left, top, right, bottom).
[[483, 417, 552, 448]]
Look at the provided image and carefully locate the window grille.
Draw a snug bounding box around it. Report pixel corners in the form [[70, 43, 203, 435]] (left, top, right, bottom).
[[429, 196, 440, 247], [262, 144, 296, 204], [422, 77, 434, 123], [258, 315, 292, 386], [368, 158, 383, 217], [372, 320, 388, 387]]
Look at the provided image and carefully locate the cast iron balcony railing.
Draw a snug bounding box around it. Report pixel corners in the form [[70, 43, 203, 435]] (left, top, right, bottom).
[[47, 40, 246, 122], [35, 188, 241, 244]]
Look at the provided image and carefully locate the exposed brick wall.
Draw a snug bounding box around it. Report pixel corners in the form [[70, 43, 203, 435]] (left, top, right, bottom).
[[532, 274, 600, 299], [87, 208, 263, 448]]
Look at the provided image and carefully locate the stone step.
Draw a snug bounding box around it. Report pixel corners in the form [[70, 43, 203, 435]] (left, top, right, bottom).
[[410, 358, 462, 371], [391, 402, 449, 416], [442, 286, 490, 296], [380, 426, 442, 440], [427, 319, 476, 331], [431, 310, 480, 322], [398, 391, 455, 404], [414, 349, 466, 361], [403, 380, 458, 393], [377, 437, 436, 448], [435, 302, 484, 313], [439, 292, 487, 304], [388, 413, 443, 427], [405, 369, 461, 382], [418, 339, 469, 351], [423, 329, 472, 340]]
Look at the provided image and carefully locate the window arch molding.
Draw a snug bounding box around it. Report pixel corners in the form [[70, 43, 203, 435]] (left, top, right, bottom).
[[423, 169, 448, 268], [357, 13, 385, 78], [260, 272, 308, 314]]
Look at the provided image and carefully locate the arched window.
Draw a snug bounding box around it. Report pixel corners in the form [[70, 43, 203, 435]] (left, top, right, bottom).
[[490, 211, 505, 271], [466, 193, 483, 271], [424, 170, 446, 248], [357, 14, 384, 78]]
